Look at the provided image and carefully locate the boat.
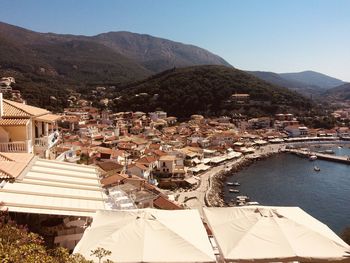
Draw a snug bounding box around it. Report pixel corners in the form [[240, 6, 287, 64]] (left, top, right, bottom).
[[314, 166, 320, 172], [236, 195, 250, 202], [229, 188, 240, 193], [226, 182, 234, 186], [246, 201, 260, 206], [233, 182, 241, 186], [309, 155, 317, 161]]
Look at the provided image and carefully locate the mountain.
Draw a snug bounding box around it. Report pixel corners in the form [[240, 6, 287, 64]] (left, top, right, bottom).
[[247, 71, 321, 97], [93, 31, 231, 73], [279, 71, 345, 90], [112, 65, 313, 118], [324, 83, 350, 101], [0, 21, 231, 109], [247, 70, 346, 98]]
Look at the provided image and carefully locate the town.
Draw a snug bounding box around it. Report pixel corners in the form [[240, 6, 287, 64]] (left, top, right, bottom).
[[1, 78, 350, 261]]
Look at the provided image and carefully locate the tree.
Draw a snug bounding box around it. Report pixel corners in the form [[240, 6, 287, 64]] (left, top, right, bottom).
[[0, 211, 91, 263], [90, 247, 112, 263]]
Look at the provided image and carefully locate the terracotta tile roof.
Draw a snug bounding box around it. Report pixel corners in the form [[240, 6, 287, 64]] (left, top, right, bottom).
[[35, 113, 62, 123], [138, 156, 157, 164], [100, 174, 123, 187], [91, 146, 113, 155], [3, 99, 49, 117], [97, 161, 123, 172], [130, 163, 148, 171], [159, 155, 176, 161], [153, 195, 182, 210], [3, 101, 29, 117], [0, 118, 29, 126], [0, 152, 34, 180]]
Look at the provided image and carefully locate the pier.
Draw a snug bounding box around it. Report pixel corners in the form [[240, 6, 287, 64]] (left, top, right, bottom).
[[284, 149, 350, 165]]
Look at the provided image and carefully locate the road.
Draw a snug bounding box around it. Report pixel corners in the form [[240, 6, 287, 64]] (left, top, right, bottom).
[[175, 144, 285, 216]]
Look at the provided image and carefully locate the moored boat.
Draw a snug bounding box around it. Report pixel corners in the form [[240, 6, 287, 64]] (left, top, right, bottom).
[[229, 188, 240, 193], [309, 155, 317, 161]]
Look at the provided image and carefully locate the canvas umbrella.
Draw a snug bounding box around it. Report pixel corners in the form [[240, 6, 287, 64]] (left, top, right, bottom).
[[74, 208, 216, 263], [204, 206, 350, 262]]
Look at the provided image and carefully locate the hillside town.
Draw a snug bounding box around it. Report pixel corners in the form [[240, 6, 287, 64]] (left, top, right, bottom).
[[1, 79, 350, 261]]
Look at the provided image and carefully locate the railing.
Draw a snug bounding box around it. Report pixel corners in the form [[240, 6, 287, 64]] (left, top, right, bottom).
[[0, 141, 27, 152], [34, 131, 60, 149], [34, 137, 48, 148]]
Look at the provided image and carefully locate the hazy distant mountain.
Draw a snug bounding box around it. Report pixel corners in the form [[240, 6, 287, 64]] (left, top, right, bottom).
[[324, 83, 350, 101], [247, 70, 345, 98], [247, 71, 319, 97], [92, 31, 231, 73], [279, 71, 345, 90]]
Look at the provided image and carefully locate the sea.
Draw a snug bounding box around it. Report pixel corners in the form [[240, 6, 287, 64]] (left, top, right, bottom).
[[224, 143, 350, 234]]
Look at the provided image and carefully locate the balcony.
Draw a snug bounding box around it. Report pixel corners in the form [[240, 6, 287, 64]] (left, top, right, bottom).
[[0, 141, 27, 153], [34, 131, 60, 149]]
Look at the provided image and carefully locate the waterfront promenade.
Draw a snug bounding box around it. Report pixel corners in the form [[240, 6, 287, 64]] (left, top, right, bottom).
[[176, 144, 285, 215]]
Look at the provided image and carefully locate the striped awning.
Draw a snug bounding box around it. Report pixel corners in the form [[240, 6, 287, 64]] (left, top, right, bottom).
[[0, 118, 28, 126]]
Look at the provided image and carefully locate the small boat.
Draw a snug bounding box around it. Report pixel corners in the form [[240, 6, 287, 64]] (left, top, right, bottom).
[[314, 166, 320, 172], [233, 182, 241, 186], [246, 201, 260, 206], [309, 155, 317, 161], [236, 195, 250, 201], [229, 188, 240, 193], [227, 182, 234, 186]]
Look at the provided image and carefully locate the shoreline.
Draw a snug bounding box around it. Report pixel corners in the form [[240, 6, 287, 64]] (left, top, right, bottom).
[[177, 139, 349, 210], [205, 149, 280, 207], [176, 144, 284, 211]]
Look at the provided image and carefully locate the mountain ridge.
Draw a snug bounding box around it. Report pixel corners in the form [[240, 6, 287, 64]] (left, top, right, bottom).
[[112, 65, 313, 118]]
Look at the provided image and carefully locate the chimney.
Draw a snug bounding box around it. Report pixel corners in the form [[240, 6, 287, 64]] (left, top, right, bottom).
[[0, 93, 3, 118]]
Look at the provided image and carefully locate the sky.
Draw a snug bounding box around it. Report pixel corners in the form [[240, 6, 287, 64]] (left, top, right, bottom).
[[1, 0, 350, 81]]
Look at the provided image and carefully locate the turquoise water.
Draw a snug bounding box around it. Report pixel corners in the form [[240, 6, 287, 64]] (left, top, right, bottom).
[[225, 151, 350, 234]]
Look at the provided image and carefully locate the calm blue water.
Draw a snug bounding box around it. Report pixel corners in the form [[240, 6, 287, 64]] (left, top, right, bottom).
[[225, 151, 350, 234]]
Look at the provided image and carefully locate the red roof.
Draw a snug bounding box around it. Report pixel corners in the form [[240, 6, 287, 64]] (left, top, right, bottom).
[[153, 195, 182, 210]]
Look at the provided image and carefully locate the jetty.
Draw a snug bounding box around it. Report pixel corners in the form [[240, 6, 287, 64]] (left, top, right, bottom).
[[284, 149, 350, 165]]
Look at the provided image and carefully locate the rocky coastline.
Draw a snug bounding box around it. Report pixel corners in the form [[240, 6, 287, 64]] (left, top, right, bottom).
[[206, 151, 279, 207]]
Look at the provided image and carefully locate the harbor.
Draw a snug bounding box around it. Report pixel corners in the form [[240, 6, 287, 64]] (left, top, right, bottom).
[[284, 148, 350, 164]]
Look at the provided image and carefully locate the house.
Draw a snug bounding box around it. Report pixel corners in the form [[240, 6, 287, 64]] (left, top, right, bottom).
[[128, 163, 150, 179], [96, 161, 124, 177], [231, 93, 250, 104], [100, 173, 145, 189], [285, 125, 309, 137], [137, 155, 158, 170], [0, 95, 61, 157], [156, 155, 186, 178]]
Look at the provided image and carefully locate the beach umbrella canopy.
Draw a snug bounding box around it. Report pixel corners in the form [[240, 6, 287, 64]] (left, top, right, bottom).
[[74, 208, 216, 263], [204, 206, 350, 262]]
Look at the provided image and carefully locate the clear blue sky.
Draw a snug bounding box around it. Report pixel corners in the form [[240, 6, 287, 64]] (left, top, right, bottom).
[[1, 0, 350, 81]]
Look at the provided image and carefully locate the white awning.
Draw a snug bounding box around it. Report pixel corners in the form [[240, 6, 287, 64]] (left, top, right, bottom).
[[74, 209, 216, 262], [204, 206, 350, 262], [0, 158, 106, 217]]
